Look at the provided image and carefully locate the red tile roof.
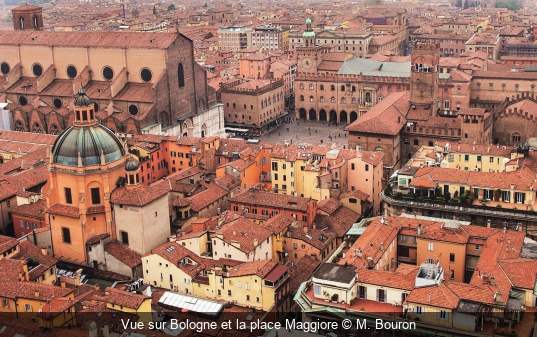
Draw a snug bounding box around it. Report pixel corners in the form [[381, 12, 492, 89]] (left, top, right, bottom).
[[111, 185, 169, 206], [147, 242, 205, 277], [0, 31, 179, 49], [97, 287, 150, 309], [345, 91, 409, 135], [405, 283, 459, 309], [105, 242, 142, 269], [217, 217, 273, 253], [47, 203, 80, 218]]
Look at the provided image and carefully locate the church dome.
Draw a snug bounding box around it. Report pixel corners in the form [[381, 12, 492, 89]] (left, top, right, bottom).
[[74, 88, 92, 107], [125, 159, 139, 172], [51, 124, 126, 166], [306, 18, 311, 24]]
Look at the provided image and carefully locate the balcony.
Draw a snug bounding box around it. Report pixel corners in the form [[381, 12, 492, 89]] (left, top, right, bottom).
[[398, 240, 417, 247], [397, 256, 417, 264], [381, 192, 537, 222]]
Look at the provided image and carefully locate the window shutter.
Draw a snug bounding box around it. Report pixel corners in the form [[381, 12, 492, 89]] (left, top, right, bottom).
[[364, 287, 367, 300], [376, 289, 379, 302]]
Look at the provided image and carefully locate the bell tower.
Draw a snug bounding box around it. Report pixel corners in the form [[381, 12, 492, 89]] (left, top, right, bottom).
[[11, 4, 44, 31], [410, 39, 440, 111]]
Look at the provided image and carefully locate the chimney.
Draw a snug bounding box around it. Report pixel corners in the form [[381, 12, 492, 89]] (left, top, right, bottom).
[[312, 223, 317, 230], [61, 281, 66, 288], [428, 293, 431, 305], [357, 248, 363, 258], [472, 141, 475, 151], [75, 269, 83, 285], [233, 230, 236, 236], [417, 224, 423, 236], [101, 322, 110, 337], [21, 259, 29, 282], [494, 291, 503, 303], [303, 226, 309, 233], [380, 242, 384, 251], [40, 247, 48, 256], [35, 290, 39, 298], [487, 219, 491, 228], [457, 143, 460, 151], [487, 144, 490, 152]]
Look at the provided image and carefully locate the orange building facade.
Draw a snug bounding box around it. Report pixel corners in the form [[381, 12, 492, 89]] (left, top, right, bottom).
[[44, 89, 128, 263]]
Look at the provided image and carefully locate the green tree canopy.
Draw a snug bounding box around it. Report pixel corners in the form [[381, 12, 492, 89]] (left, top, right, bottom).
[[495, 0, 521, 10], [167, 4, 176, 11]]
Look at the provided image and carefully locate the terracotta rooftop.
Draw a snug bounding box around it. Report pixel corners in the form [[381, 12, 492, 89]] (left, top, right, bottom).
[[230, 189, 312, 212], [0, 30, 180, 49], [111, 185, 169, 207], [104, 241, 142, 269]]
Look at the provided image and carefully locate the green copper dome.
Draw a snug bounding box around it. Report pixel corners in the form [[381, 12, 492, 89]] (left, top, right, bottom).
[[51, 124, 126, 166], [125, 159, 139, 172], [74, 88, 92, 107]]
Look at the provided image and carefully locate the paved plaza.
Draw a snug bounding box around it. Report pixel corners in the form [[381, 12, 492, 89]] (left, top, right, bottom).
[[259, 119, 350, 148]]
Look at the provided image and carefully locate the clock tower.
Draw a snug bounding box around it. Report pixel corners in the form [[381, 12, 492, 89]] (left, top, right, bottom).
[[297, 45, 330, 73]]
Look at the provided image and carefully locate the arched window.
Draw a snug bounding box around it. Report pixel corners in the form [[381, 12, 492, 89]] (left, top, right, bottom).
[[444, 100, 450, 110], [352, 98, 356, 104], [19, 17, 24, 29], [331, 97, 336, 103], [374, 146, 384, 152], [33, 16, 38, 28], [378, 96, 383, 102], [356, 145, 364, 151], [513, 132, 521, 143], [414, 139, 418, 146], [428, 141, 433, 146], [341, 85, 345, 91], [352, 86, 356, 92], [300, 84, 304, 90], [341, 97, 346, 104], [310, 96, 314, 102], [178, 63, 185, 88], [300, 95, 304, 101], [330, 85, 335, 91], [320, 96, 325, 103], [320, 84, 325, 90], [365, 92, 371, 103]]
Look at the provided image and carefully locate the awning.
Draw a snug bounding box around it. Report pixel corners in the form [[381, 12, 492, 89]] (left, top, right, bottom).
[[225, 127, 249, 132], [390, 170, 400, 179]]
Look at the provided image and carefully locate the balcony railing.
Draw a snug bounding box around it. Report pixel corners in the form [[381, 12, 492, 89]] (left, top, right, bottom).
[[381, 192, 537, 222]]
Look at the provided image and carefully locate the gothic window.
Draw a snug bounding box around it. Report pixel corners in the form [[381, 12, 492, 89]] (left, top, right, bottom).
[[178, 63, 185, 87], [320, 96, 325, 103], [512, 132, 521, 143]]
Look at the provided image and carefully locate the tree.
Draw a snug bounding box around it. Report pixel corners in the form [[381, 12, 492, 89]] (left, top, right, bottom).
[[204, 32, 214, 39], [456, 0, 462, 7], [463, 0, 469, 9], [384, 184, 393, 196], [496, 0, 521, 10], [167, 4, 176, 11], [153, 5, 157, 15]]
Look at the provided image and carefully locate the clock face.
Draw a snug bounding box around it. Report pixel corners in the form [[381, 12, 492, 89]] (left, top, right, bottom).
[[302, 57, 312, 69]]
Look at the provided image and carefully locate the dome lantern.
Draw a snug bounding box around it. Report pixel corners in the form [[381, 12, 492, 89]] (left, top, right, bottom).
[[73, 87, 97, 126]]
